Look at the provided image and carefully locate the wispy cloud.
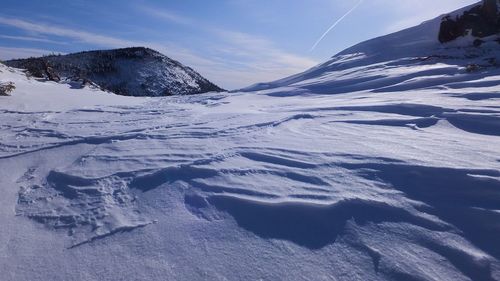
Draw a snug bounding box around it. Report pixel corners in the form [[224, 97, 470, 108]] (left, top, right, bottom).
[[0, 46, 63, 60], [0, 17, 135, 47], [213, 30, 316, 72], [139, 7, 318, 88], [0, 34, 68, 45], [0, 16, 222, 75], [139, 7, 193, 25], [195, 30, 318, 88]]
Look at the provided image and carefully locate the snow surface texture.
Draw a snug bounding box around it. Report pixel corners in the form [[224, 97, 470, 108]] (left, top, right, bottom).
[[1, 7, 500, 281]]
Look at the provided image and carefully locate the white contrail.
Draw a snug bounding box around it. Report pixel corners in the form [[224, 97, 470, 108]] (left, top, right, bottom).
[[309, 0, 364, 52]]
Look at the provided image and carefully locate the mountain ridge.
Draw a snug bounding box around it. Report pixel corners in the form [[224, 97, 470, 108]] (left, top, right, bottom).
[[4, 47, 224, 97]]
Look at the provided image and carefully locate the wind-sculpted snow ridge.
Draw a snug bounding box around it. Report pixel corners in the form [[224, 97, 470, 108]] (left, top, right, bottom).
[[1, 71, 500, 280], [16, 169, 154, 248]]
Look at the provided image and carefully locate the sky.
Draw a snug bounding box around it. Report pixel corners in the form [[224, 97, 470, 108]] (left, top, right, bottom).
[[0, 0, 479, 89]]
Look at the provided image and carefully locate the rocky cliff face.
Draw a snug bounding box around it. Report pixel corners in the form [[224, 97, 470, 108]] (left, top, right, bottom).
[[5, 47, 224, 96], [439, 0, 500, 43]]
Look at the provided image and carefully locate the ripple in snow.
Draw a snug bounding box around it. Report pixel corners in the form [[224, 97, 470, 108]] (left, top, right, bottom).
[[16, 169, 153, 248]]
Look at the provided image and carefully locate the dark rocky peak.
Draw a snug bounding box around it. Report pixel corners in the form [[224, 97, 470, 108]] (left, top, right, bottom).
[[5, 47, 224, 96], [439, 0, 500, 43]]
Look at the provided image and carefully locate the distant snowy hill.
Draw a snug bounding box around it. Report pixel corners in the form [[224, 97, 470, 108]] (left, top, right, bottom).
[[242, 1, 499, 94], [1, 2, 500, 281], [5, 47, 224, 96]]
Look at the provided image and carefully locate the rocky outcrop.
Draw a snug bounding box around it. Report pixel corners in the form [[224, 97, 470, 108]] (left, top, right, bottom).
[[0, 82, 15, 96], [5, 47, 224, 96], [438, 0, 499, 43]]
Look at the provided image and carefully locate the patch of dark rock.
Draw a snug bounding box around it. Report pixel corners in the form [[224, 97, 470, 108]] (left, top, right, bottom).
[[439, 0, 499, 43]]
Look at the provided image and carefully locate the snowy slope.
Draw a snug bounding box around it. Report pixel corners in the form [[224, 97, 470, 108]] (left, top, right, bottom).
[[241, 2, 499, 95], [1, 4, 500, 281], [5, 47, 224, 97]]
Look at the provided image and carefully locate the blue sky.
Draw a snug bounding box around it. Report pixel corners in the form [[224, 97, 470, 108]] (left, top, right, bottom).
[[0, 0, 478, 89]]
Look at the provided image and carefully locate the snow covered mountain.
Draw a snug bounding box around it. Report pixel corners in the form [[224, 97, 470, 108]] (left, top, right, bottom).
[[1, 2, 500, 281], [242, 1, 500, 94], [4, 47, 224, 96]]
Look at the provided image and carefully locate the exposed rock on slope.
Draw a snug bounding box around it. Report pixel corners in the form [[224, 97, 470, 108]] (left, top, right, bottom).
[[0, 82, 15, 96], [0, 63, 16, 96], [439, 0, 500, 43], [5, 47, 224, 96]]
